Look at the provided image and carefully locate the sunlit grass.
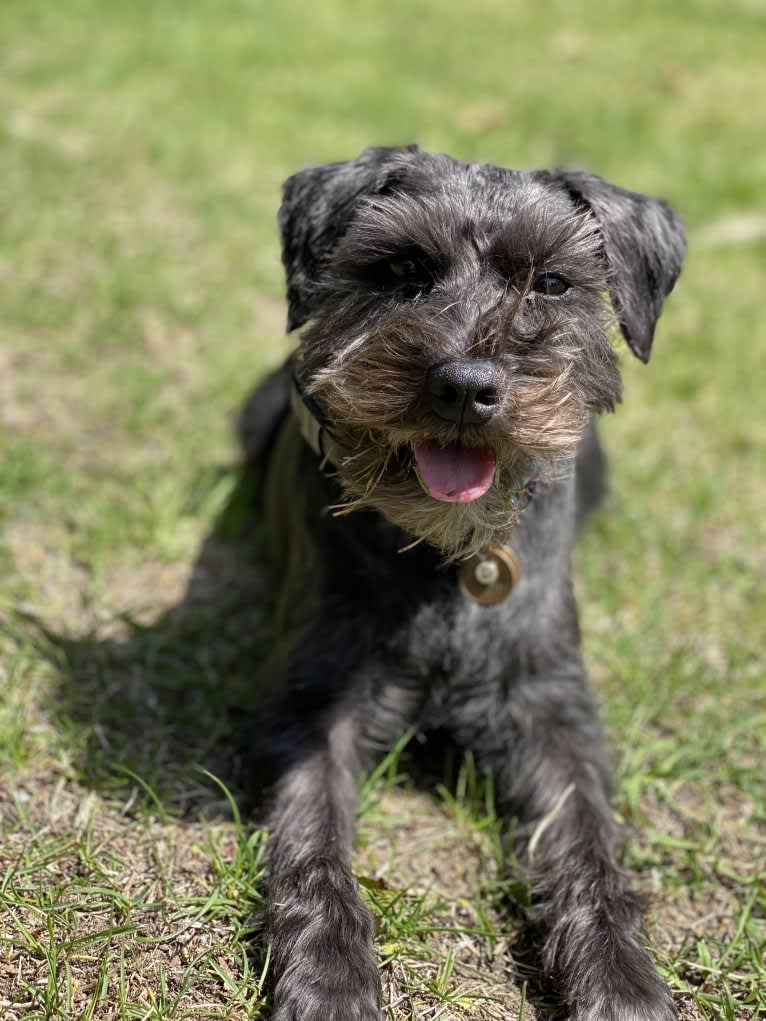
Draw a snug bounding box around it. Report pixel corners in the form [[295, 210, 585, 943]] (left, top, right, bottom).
[[1, 0, 764, 1016]]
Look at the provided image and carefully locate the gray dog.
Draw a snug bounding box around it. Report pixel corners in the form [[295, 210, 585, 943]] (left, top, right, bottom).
[[240, 146, 686, 1021]]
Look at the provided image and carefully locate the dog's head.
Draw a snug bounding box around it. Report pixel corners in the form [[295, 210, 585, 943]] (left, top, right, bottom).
[[278, 146, 685, 559]]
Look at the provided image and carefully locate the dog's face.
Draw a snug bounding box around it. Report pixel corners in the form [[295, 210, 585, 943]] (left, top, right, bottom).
[[279, 147, 685, 559]]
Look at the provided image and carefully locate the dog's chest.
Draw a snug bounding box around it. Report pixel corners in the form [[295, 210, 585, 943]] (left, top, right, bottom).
[[390, 594, 518, 719]]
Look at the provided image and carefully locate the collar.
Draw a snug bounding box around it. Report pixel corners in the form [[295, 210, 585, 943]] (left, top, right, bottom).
[[289, 375, 348, 466]]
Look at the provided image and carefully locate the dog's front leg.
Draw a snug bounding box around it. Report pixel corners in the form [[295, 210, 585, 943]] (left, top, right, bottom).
[[266, 704, 381, 1021], [479, 673, 677, 1021]]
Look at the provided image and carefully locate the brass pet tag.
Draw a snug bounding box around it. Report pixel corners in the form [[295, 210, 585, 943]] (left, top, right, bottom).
[[460, 545, 521, 606]]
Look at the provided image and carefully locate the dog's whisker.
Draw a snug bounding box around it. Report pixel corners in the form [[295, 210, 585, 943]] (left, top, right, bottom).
[[397, 534, 426, 554], [436, 300, 461, 317]]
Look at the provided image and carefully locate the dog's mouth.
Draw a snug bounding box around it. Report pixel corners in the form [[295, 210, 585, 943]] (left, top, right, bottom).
[[412, 441, 496, 503]]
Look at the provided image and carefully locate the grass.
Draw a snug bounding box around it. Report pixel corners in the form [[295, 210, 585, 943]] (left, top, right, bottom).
[[1, 0, 765, 1017]]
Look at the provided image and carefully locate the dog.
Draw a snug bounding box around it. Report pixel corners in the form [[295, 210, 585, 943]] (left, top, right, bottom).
[[239, 146, 686, 1021]]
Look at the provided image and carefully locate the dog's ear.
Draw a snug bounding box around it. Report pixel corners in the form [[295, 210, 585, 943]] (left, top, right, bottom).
[[551, 170, 686, 362], [278, 145, 420, 332]]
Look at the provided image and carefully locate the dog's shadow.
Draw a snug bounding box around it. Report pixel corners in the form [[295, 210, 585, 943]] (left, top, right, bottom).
[[37, 462, 269, 813], [38, 458, 561, 1020]]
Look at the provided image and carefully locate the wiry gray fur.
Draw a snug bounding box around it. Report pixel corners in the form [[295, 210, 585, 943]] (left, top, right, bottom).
[[241, 146, 686, 1020]]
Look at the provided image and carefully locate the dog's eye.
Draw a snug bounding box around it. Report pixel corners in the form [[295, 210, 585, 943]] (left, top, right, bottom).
[[387, 258, 419, 279], [362, 249, 436, 295], [532, 273, 570, 296]]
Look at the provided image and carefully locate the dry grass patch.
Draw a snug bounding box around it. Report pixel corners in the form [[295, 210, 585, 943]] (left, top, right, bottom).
[[0, 766, 267, 1020]]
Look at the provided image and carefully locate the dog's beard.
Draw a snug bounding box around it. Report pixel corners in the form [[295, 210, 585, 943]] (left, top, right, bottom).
[[302, 309, 605, 559], [326, 433, 554, 561], [309, 366, 591, 561], [309, 368, 591, 561]]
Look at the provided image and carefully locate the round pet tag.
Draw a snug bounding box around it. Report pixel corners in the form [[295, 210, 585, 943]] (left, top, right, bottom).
[[460, 545, 521, 606]]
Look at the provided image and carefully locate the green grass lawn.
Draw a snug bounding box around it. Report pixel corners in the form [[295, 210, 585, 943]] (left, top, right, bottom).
[[1, 0, 765, 1017]]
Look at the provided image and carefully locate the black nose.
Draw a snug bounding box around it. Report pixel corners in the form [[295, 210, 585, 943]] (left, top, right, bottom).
[[424, 359, 501, 426]]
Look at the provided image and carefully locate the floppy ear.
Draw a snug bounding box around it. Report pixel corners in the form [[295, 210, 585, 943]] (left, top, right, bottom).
[[278, 145, 420, 332], [551, 170, 686, 362]]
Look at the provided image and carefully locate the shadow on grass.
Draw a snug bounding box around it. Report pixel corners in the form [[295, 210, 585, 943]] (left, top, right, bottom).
[[32, 462, 271, 815]]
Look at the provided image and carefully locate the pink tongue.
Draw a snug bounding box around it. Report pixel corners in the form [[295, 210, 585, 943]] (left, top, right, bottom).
[[414, 441, 496, 503]]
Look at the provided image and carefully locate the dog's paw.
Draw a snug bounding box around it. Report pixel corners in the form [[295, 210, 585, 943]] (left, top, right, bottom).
[[270, 861, 382, 1020], [565, 933, 677, 1021], [271, 900, 381, 1021], [273, 996, 380, 1021], [571, 975, 677, 1021], [573, 1000, 677, 1021], [273, 951, 381, 1021]]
